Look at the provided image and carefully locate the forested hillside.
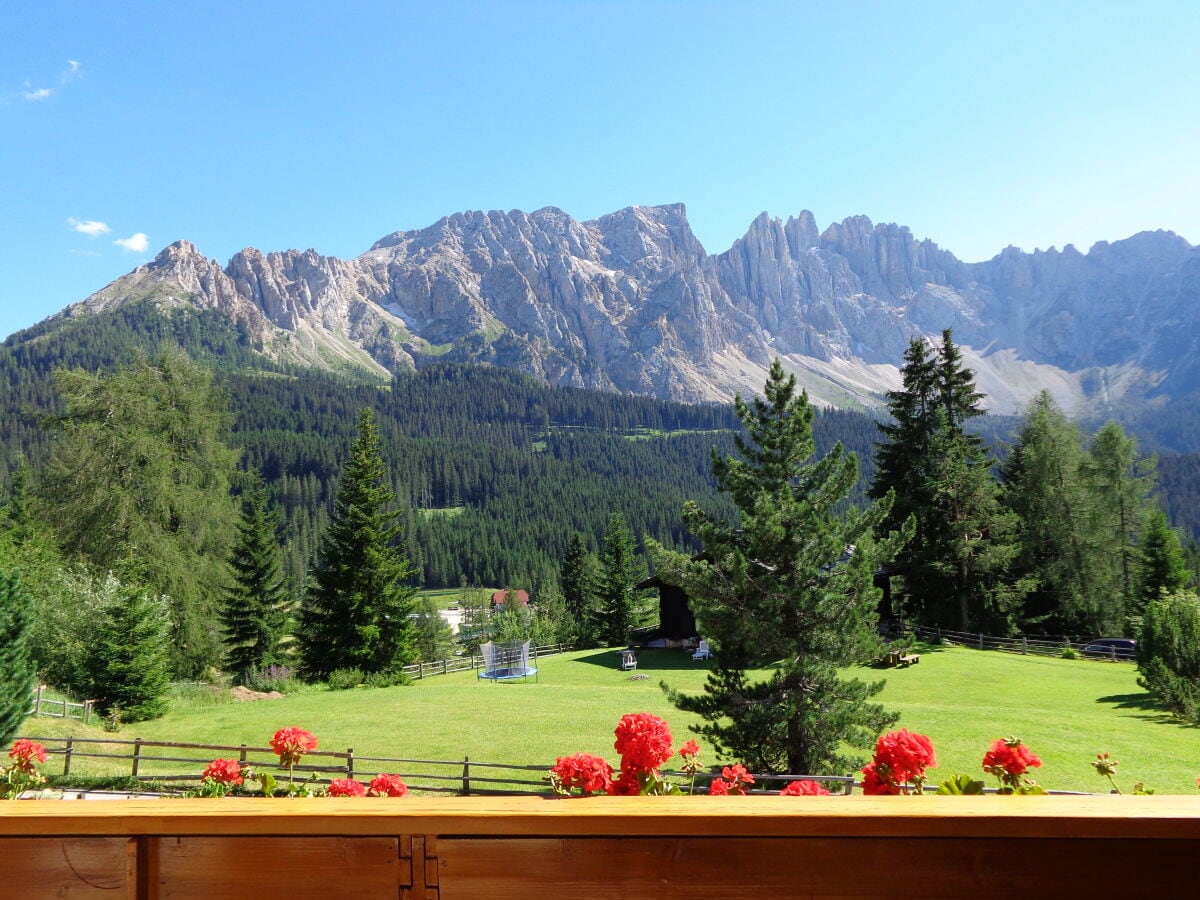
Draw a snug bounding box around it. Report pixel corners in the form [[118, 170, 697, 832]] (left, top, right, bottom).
[[1, 302, 1196, 601], [0, 306, 883, 593]]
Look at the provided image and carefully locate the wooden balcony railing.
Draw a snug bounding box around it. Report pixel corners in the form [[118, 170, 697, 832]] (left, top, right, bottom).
[[2, 794, 1198, 898]]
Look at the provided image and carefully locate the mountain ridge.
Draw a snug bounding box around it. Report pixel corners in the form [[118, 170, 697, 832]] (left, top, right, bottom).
[[37, 203, 1200, 415]]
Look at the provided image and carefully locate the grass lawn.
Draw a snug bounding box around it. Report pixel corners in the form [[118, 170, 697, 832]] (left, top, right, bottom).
[[20, 646, 1200, 792]]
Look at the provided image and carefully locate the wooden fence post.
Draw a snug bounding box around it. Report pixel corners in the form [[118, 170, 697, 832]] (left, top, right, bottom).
[[978, 633, 984, 650], [131, 739, 144, 778], [63, 738, 74, 777], [462, 756, 471, 795], [238, 744, 248, 765], [34, 684, 43, 716], [346, 748, 355, 780], [443, 658, 448, 675], [83, 700, 93, 725], [1022, 636, 1028, 655]]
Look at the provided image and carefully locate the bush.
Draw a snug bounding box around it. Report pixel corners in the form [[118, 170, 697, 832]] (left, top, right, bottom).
[[326, 668, 366, 691], [1137, 590, 1200, 723], [1059, 646, 1080, 660], [244, 664, 301, 693]]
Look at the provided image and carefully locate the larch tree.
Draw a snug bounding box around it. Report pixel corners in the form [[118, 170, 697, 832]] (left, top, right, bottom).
[[36, 350, 240, 677], [650, 360, 910, 775], [299, 408, 419, 680]]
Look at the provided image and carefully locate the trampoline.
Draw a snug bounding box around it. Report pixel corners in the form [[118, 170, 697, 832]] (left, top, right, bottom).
[[477, 639, 539, 682]]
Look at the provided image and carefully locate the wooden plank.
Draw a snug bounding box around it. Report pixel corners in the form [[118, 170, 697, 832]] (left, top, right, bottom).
[[3, 795, 1200, 840], [438, 836, 1199, 899], [2, 837, 136, 899], [147, 837, 401, 900]]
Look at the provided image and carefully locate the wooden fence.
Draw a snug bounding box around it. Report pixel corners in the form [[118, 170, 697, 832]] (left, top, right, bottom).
[[910, 626, 1135, 661], [18, 734, 855, 796], [1, 795, 1198, 898], [26, 684, 96, 722]]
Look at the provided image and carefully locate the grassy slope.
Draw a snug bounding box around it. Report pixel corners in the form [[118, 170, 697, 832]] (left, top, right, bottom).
[[23, 647, 1200, 792]]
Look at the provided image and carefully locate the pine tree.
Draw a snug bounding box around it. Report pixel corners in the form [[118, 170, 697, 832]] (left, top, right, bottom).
[[299, 409, 419, 680], [650, 360, 910, 775], [223, 481, 291, 683], [85, 583, 171, 723], [0, 569, 35, 745], [596, 512, 647, 647]]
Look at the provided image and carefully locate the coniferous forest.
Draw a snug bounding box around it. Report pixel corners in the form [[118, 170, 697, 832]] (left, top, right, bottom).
[[1, 305, 1199, 717]]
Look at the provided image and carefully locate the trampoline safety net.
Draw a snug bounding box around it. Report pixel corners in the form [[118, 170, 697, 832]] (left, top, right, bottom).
[[478, 640, 538, 681]]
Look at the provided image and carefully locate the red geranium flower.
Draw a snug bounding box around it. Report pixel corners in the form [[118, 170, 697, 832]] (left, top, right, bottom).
[[860, 762, 902, 796], [270, 727, 318, 768], [367, 773, 408, 797], [982, 737, 1042, 778], [780, 779, 831, 796], [873, 729, 936, 784], [713, 764, 755, 796], [613, 712, 673, 775], [550, 753, 615, 796], [201, 758, 245, 786], [607, 770, 643, 796], [8, 739, 47, 774], [708, 777, 730, 796], [328, 778, 366, 797]]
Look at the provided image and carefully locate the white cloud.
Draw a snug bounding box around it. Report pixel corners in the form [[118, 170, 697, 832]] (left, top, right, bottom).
[[22, 87, 53, 102], [65, 60, 81, 79], [68, 217, 111, 236], [114, 233, 150, 253]]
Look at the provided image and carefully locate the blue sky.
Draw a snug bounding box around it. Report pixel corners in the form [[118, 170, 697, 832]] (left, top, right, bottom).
[[2, 0, 1197, 340]]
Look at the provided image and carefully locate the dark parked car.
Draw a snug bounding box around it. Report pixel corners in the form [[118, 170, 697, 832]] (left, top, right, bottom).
[[1081, 637, 1136, 660]]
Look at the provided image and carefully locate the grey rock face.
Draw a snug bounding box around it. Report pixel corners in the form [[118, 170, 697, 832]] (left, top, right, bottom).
[[53, 205, 1199, 414]]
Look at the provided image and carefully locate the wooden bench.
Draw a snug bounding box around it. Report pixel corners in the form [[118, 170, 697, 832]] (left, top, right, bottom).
[[1, 795, 1198, 898], [897, 652, 920, 667]]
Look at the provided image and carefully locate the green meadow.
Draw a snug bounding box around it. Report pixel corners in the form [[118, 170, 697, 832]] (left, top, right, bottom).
[[22, 646, 1200, 793]]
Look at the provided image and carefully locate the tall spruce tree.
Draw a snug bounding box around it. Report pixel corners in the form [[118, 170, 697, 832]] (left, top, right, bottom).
[[872, 331, 1023, 630], [0, 569, 35, 745], [223, 481, 291, 683], [561, 534, 601, 646], [650, 360, 910, 775], [299, 409, 419, 680], [1138, 509, 1193, 610], [596, 512, 648, 647], [85, 582, 172, 723]]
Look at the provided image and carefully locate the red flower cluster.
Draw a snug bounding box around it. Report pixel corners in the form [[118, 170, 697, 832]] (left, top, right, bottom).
[[613, 712, 674, 775], [861, 729, 936, 795], [550, 752, 615, 796], [327, 778, 366, 797], [8, 739, 47, 774], [780, 779, 831, 796], [708, 764, 755, 796], [201, 758, 245, 786], [982, 738, 1042, 779], [367, 774, 409, 797], [270, 727, 318, 768]]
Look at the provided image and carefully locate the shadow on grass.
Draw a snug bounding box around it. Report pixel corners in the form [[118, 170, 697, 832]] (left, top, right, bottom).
[[1096, 692, 1197, 727], [570, 648, 711, 672]]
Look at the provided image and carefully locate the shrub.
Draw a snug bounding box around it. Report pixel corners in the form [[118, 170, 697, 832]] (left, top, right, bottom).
[[244, 664, 301, 694], [1137, 591, 1200, 723], [1059, 646, 1080, 660], [326, 668, 366, 691]]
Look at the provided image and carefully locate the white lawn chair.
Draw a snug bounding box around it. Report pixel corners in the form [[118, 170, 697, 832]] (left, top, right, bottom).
[[692, 640, 711, 660]]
